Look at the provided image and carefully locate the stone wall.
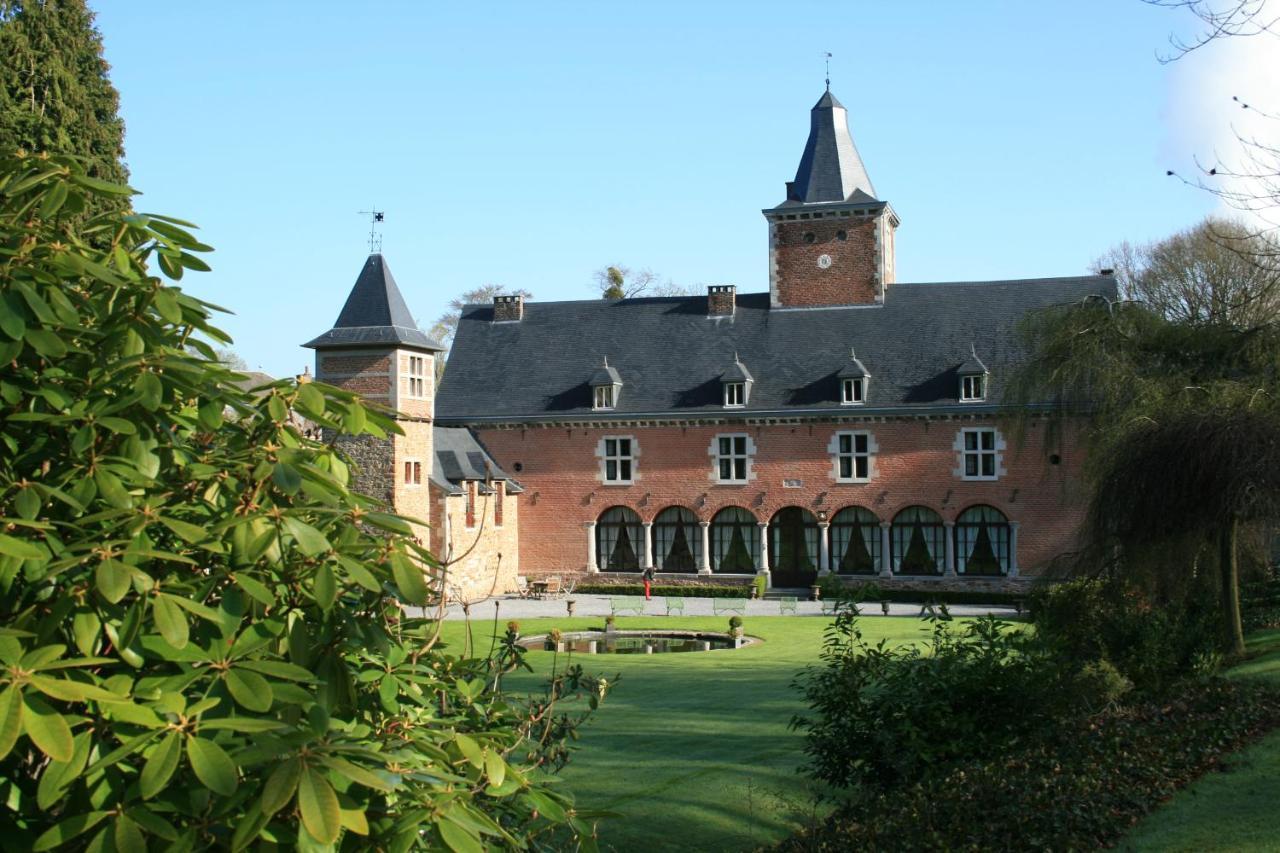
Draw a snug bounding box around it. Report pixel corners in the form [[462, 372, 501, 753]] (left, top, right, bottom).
[[332, 432, 396, 506], [432, 482, 520, 602]]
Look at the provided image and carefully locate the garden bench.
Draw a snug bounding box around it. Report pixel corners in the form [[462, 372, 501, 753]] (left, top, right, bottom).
[[664, 596, 686, 616], [610, 597, 645, 616], [777, 596, 798, 615], [712, 598, 747, 616]]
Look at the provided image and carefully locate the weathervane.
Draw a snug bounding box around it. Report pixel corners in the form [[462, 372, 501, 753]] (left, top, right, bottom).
[[358, 208, 385, 253], [824, 51, 832, 91]]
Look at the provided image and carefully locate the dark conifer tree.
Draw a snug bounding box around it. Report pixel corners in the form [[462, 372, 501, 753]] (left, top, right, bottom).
[[0, 0, 129, 194]]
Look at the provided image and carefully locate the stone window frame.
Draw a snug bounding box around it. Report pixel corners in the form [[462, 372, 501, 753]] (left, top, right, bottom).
[[596, 435, 639, 486], [953, 427, 1006, 481], [405, 355, 427, 399], [402, 458, 423, 487], [828, 430, 876, 483], [709, 433, 757, 485], [841, 377, 866, 406]]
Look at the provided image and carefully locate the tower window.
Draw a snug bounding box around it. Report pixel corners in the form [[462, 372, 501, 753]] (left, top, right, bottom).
[[803, 232, 816, 244], [406, 356, 426, 398], [841, 377, 865, 405], [403, 459, 422, 486]]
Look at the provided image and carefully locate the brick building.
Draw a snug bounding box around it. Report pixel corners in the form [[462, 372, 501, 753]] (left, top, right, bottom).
[[307, 88, 1113, 595]]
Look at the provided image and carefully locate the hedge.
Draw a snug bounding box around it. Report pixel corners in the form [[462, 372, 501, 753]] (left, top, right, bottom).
[[573, 583, 750, 599], [775, 678, 1280, 852]]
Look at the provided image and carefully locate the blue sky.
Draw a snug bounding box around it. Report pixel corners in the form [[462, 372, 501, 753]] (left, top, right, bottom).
[[90, 1, 1256, 377]]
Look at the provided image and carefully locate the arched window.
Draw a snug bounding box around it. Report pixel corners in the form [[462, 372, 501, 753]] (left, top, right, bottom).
[[831, 506, 881, 575], [596, 506, 642, 572], [710, 506, 759, 573], [653, 506, 701, 572], [891, 506, 945, 576], [769, 507, 820, 586], [955, 505, 1011, 576]]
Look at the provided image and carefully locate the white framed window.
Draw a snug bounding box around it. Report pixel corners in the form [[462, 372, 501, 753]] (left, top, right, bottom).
[[960, 374, 985, 402], [959, 428, 1000, 480], [403, 459, 422, 486], [712, 433, 752, 483], [723, 381, 746, 408], [832, 431, 873, 482], [406, 356, 427, 398], [593, 385, 616, 410], [841, 377, 865, 405], [601, 437, 634, 484]]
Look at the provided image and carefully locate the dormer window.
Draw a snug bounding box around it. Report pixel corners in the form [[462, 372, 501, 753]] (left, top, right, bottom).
[[720, 354, 753, 410], [724, 382, 746, 408], [594, 384, 615, 410], [838, 349, 870, 407], [958, 345, 988, 403], [960, 374, 985, 402], [588, 357, 623, 411]]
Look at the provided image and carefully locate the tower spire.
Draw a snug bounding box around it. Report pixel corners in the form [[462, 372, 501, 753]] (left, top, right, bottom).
[[824, 51, 831, 92]]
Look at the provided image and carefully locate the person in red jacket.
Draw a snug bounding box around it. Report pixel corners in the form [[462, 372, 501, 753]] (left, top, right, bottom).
[[642, 566, 655, 600]]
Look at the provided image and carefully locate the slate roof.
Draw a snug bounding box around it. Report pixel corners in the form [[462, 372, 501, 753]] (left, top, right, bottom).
[[837, 352, 870, 379], [434, 277, 1117, 423], [588, 361, 622, 387], [958, 346, 989, 375], [772, 89, 879, 208], [304, 254, 444, 352], [721, 359, 754, 383], [431, 427, 522, 495]]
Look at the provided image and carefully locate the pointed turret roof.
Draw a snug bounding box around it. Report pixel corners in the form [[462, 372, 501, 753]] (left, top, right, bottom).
[[774, 90, 879, 207], [304, 254, 444, 351]]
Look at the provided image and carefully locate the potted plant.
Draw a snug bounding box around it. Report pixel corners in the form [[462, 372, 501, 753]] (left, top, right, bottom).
[[506, 620, 520, 639], [728, 615, 744, 639], [566, 598, 576, 617], [604, 614, 617, 634], [546, 627, 564, 652]]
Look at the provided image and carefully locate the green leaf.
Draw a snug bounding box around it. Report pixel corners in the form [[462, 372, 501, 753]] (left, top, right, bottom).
[[93, 468, 132, 509], [198, 400, 224, 430], [390, 552, 430, 605], [114, 814, 147, 853], [24, 327, 68, 357], [27, 675, 120, 703], [225, 668, 273, 712], [32, 811, 111, 852], [23, 692, 74, 761], [0, 686, 24, 760], [267, 394, 288, 422], [199, 717, 287, 733], [313, 562, 337, 610], [187, 735, 237, 796], [362, 512, 414, 536], [152, 594, 190, 648], [158, 516, 208, 544], [260, 757, 301, 816], [0, 533, 44, 560], [95, 559, 132, 603], [297, 382, 324, 413], [232, 572, 275, 606], [96, 416, 136, 434], [283, 517, 330, 557], [454, 734, 484, 768], [337, 556, 383, 593], [153, 288, 182, 323], [14, 486, 40, 520], [72, 610, 101, 656], [484, 749, 507, 788], [298, 765, 341, 844], [272, 462, 302, 495], [135, 371, 163, 410], [317, 754, 397, 792], [439, 815, 484, 853], [37, 731, 92, 810], [234, 659, 315, 681], [140, 731, 181, 800]]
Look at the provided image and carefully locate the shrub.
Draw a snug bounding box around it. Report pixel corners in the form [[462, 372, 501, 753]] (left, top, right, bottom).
[[776, 679, 1280, 852], [791, 612, 1066, 791], [0, 157, 608, 850], [728, 616, 743, 629], [1031, 577, 1220, 690], [752, 574, 767, 599], [575, 582, 748, 598]]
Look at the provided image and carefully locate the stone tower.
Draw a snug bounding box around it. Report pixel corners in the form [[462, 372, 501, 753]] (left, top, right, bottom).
[[303, 254, 444, 540], [764, 90, 900, 308]]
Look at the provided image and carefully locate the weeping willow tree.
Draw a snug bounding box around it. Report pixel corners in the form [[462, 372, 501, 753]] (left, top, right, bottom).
[[1009, 294, 1280, 656]]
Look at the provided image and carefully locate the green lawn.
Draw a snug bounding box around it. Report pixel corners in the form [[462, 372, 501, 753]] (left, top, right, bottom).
[[1120, 628, 1280, 853], [437, 614, 935, 852]]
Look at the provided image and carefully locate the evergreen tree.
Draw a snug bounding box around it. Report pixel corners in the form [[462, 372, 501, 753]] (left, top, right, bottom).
[[0, 0, 129, 192]]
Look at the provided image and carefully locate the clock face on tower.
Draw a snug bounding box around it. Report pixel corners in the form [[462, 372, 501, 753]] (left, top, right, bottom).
[[817, 254, 832, 269]]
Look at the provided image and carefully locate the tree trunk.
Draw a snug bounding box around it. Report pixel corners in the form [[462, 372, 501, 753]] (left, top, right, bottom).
[[1219, 518, 1246, 658]]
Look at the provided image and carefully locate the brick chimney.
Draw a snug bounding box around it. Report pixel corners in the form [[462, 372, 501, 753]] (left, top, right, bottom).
[[707, 285, 736, 317], [493, 294, 524, 322]]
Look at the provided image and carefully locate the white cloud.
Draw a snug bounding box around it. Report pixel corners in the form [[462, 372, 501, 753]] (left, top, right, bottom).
[[1163, 29, 1280, 227]]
